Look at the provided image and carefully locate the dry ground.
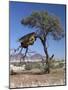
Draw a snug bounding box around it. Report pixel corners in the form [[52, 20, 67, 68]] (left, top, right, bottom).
[[10, 68, 65, 88]]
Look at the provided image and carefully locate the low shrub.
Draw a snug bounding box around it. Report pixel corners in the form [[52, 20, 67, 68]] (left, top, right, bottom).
[[10, 69, 16, 75], [25, 64, 32, 70]]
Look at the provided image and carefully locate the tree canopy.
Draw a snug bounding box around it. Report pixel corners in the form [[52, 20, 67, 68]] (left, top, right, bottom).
[[21, 11, 64, 41]]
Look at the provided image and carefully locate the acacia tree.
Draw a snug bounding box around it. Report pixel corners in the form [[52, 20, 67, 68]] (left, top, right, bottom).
[[21, 11, 64, 73]]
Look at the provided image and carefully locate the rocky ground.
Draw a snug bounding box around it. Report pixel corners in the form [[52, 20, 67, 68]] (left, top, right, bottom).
[[10, 68, 65, 88]]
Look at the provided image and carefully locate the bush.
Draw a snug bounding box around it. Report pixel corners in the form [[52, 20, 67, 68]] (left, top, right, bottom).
[[25, 64, 32, 70], [10, 69, 16, 75], [32, 63, 41, 69], [58, 62, 64, 68], [50, 62, 64, 69], [39, 63, 47, 72]]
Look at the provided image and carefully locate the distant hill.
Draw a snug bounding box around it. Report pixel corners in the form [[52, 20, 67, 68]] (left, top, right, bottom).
[[30, 54, 45, 60], [10, 53, 45, 62]]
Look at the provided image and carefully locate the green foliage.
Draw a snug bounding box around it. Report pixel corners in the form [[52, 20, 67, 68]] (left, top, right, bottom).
[[32, 63, 41, 69], [25, 63, 32, 70], [50, 61, 64, 69], [21, 11, 64, 40], [57, 62, 64, 68]]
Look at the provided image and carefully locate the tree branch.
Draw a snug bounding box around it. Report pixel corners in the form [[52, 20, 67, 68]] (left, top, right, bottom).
[[50, 54, 54, 60]]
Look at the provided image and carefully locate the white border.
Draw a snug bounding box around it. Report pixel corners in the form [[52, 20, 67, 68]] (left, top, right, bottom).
[[0, 0, 67, 90], [10, 0, 67, 4]]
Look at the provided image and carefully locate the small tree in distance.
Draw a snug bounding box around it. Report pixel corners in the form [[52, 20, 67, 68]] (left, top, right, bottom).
[[21, 11, 64, 73]]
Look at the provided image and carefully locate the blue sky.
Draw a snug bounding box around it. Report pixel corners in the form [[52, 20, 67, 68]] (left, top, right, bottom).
[[9, 1, 66, 59]]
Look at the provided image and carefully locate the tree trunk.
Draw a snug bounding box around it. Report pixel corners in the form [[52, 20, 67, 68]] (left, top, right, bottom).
[[38, 36, 50, 73], [44, 45, 50, 73], [42, 40, 50, 73]]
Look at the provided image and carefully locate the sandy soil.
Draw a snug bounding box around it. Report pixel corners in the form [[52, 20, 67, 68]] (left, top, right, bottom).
[[10, 68, 65, 88]]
